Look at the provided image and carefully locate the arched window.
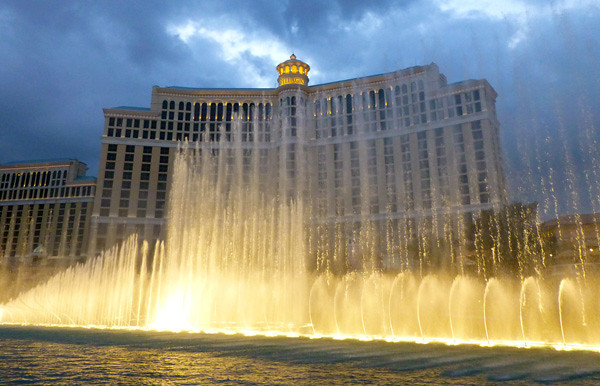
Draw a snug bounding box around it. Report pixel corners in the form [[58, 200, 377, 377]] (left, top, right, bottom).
[[285, 66, 290, 74], [209, 103, 216, 121], [242, 103, 249, 121], [410, 82, 416, 92], [369, 90, 376, 109], [265, 103, 271, 119], [291, 65, 297, 73], [418, 80, 424, 90], [201, 103, 208, 121], [186, 102, 191, 111], [217, 103, 223, 121], [402, 84, 408, 94], [194, 103, 200, 121], [378, 89, 385, 109], [291, 96, 296, 106], [162, 100, 168, 109], [258, 103, 264, 121], [225, 103, 233, 121], [346, 94, 353, 113], [169, 101, 175, 110], [249, 103, 255, 120], [178, 101, 184, 110]]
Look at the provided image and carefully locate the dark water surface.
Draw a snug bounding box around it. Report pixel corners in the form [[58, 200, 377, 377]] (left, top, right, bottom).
[[1, 326, 599, 385]]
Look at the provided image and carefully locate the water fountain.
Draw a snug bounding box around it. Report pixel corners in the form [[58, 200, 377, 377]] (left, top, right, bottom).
[[1, 83, 600, 353], [0, 137, 598, 353]]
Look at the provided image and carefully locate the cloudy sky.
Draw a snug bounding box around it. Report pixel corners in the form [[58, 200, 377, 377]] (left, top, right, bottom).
[[1, 0, 599, 216]]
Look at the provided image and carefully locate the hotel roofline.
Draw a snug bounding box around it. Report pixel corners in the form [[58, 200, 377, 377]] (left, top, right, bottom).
[[0, 159, 87, 169], [103, 62, 497, 117]]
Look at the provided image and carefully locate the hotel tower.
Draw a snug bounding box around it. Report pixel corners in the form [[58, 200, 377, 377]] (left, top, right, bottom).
[[90, 55, 506, 263]]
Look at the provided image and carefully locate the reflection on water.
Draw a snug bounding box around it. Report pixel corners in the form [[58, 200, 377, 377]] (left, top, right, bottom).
[[1, 326, 599, 384]]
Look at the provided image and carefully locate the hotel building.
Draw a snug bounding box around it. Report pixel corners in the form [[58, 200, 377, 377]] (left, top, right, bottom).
[[90, 55, 507, 259], [0, 159, 96, 263]]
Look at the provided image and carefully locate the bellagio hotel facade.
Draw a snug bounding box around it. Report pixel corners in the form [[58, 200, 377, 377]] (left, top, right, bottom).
[[89, 55, 507, 256]]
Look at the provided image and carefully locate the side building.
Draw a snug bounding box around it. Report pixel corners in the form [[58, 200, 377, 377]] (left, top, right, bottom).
[[0, 159, 96, 264], [90, 56, 507, 263]]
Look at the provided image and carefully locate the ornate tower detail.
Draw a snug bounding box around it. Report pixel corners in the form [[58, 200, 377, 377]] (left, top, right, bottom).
[[276, 54, 310, 87]]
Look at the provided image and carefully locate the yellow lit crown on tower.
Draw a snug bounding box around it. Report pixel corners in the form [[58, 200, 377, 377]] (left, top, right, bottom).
[[276, 54, 310, 87]]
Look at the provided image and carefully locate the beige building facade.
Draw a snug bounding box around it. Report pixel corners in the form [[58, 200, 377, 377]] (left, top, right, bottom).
[[90, 56, 507, 258], [0, 159, 96, 263]]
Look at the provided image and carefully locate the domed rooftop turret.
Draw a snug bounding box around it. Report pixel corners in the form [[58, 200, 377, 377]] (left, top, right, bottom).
[[276, 54, 310, 87]]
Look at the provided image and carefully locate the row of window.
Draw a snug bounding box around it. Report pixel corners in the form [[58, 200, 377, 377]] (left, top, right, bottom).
[[108, 117, 157, 129], [162, 100, 274, 122], [0, 169, 67, 189], [0, 185, 94, 201], [0, 202, 88, 257], [313, 88, 484, 139]]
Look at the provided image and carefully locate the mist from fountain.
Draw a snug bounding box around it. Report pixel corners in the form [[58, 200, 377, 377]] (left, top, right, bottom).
[[1, 91, 600, 352]]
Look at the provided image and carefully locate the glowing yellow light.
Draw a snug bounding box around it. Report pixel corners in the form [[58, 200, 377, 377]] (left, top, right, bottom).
[[279, 77, 305, 86], [299, 67, 304, 74], [291, 65, 297, 73], [284, 66, 290, 74]]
